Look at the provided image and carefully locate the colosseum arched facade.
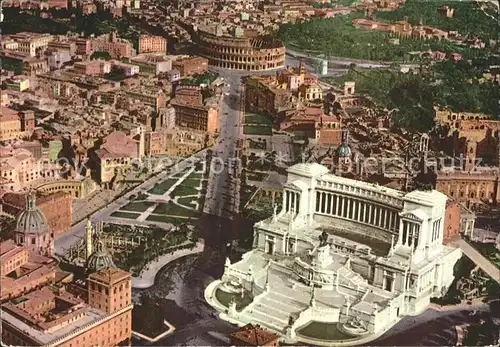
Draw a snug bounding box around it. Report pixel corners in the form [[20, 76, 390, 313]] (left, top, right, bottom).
[[36, 177, 97, 199], [197, 30, 286, 71]]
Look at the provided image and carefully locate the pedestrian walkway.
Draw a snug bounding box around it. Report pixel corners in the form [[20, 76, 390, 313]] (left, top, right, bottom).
[[172, 196, 199, 211], [132, 242, 205, 289], [429, 298, 486, 312], [132, 320, 176, 342], [137, 204, 158, 222], [161, 167, 195, 198], [455, 239, 500, 283]]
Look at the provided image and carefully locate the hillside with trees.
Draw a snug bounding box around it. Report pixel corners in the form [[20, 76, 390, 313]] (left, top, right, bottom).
[[277, 13, 483, 62], [375, 0, 498, 42], [324, 57, 499, 132], [1, 7, 143, 47]]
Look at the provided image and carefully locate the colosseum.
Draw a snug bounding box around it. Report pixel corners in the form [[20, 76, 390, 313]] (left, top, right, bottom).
[[197, 28, 285, 71]]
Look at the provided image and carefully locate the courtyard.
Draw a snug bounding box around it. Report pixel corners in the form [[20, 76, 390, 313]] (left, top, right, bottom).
[[243, 111, 273, 136], [243, 125, 273, 136], [244, 113, 272, 126]]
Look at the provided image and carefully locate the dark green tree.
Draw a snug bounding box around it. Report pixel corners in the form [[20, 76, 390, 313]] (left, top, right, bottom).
[[90, 51, 112, 60]]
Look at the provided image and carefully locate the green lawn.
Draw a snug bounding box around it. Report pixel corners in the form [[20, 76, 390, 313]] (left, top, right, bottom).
[[297, 321, 353, 341], [110, 211, 140, 220], [171, 171, 205, 180], [120, 201, 154, 212], [243, 125, 272, 136], [147, 179, 179, 195], [244, 113, 272, 125], [181, 178, 202, 188], [171, 184, 199, 197], [188, 171, 205, 179], [180, 71, 218, 86], [145, 215, 191, 224], [153, 202, 201, 218], [177, 196, 200, 209]]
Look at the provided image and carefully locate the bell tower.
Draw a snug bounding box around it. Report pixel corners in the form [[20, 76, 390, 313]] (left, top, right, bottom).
[[464, 139, 477, 172], [298, 60, 306, 85]]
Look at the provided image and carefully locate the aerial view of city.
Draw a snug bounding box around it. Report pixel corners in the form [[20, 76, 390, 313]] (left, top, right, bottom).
[[0, 0, 499, 346]]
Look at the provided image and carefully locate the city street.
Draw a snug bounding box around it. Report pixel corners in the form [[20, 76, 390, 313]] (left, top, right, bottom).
[[373, 303, 491, 346], [201, 52, 380, 219], [203, 70, 246, 219], [131, 254, 235, 346], [286, 48, 390, 68]]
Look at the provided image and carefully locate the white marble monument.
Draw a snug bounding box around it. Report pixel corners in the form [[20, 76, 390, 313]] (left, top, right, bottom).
[[205, 163, 462, 345]]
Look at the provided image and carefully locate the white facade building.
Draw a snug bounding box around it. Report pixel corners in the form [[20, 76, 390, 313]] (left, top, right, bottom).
[[471, 227, 500, 250], [205, 163, 462, 345], [110, 61, 140, 76]]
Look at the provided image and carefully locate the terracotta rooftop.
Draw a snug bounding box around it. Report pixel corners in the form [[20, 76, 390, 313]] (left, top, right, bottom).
[[0, 148, 35, 172], [230, 324, 280, 346], [97, 131, 139, 159], [2, 286, 87, 331], [1, 190, 70, 210], [88, 267, 130, 285], [1, 106, 20, 121], [319, 113, 340, 122], [0, 240, 23, 261], [1, 242, 56, 296]]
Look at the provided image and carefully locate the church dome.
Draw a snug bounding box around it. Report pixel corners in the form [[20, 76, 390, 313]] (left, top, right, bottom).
[[16, 192, 49, 235], [336, 143, 352, 158], [86, 241, 116, 273]]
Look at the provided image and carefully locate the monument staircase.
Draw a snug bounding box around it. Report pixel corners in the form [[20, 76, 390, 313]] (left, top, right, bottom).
[[240, 280, 311, 334], [338, 265, 367, 288]]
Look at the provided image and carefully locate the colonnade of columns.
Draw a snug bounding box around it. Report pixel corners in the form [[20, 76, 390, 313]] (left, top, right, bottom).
[[284, 190, 300, 214], [382, 270, 396, 292], [431, 218, 442, 243], [315, 191, 399, 232], [400, 220, 420, 249], [418, 268, 435, 293], [208, 58, 283, 71]]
